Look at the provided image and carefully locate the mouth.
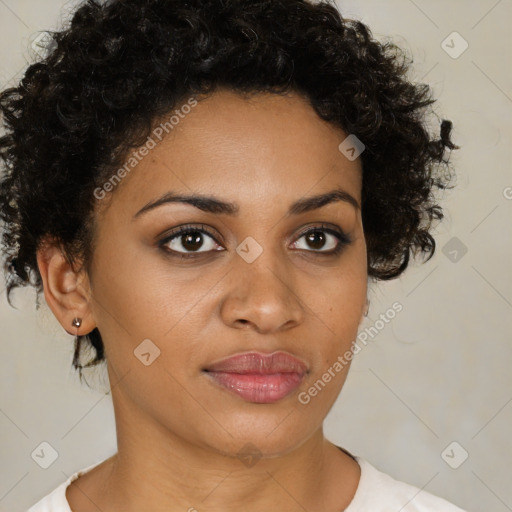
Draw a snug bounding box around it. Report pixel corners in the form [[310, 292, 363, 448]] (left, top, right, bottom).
[[202, 351, 308, 404]]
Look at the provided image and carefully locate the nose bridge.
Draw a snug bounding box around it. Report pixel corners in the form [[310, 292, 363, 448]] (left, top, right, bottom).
[[236, 234, 291, 296], [222, 234, 304, 331]]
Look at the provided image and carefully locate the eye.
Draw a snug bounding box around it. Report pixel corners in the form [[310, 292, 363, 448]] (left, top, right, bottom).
[[158, 224, 223, 257], [158, 223, 352, 259], [291, 224, 351, 255]]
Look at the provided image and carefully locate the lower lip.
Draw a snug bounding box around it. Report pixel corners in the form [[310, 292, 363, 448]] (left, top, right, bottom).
[[205, 372, 304, 403]]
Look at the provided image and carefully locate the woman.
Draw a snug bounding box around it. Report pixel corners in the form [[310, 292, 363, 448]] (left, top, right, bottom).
[[0, 0, 464, 510]]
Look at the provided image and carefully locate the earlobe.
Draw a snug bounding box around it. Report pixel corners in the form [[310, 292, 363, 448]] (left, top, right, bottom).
[[358, 298, 369, 325], [35, 239, 95, 336]]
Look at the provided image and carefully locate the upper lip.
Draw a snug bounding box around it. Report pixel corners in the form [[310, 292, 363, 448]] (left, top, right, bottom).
[[204, 351, 308, 374]]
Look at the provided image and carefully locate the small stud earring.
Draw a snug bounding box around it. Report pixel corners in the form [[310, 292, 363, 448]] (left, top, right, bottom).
[[71, 317, 82, 328]]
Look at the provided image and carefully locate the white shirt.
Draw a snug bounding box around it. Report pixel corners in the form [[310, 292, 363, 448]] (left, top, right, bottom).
[[27, 456, 467, 511]]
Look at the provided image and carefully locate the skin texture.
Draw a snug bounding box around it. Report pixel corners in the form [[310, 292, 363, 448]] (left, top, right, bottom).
[[36, 90, 368, 512]]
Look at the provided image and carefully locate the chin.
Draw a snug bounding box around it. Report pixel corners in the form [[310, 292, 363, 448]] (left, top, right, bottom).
[[195, 411, 320, 463]]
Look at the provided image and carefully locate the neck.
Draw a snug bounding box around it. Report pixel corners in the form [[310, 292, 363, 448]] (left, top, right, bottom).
[[87, 378, 360, 512]]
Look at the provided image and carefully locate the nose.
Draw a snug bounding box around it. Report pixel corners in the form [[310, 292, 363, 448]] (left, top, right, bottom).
[[219, 246, 305, 334]]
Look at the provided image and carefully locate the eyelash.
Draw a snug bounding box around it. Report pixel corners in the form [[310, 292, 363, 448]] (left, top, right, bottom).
[[157, 223, 352, 259]]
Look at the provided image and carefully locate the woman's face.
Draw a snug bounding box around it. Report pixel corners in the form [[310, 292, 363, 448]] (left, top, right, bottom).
[[84, 90, 367, 458]]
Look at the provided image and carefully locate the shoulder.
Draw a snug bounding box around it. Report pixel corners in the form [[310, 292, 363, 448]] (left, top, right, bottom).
[[346, 457, 467, 512], [26, 460, 104, 512]]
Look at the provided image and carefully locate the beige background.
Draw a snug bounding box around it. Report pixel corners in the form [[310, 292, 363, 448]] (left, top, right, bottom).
[[0, 1, 511, 511]]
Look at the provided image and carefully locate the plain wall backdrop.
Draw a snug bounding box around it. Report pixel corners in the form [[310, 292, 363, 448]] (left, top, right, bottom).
[[0, 1, 511, 511]]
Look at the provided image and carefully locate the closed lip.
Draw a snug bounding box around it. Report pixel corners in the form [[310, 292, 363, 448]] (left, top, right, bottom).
[[203, 351, 308, 375]]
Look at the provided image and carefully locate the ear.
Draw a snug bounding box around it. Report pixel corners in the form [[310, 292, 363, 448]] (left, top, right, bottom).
[[36, 238, 96, 336]]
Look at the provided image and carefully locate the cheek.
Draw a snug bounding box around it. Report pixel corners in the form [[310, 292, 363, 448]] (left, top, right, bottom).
[[314, 250, 367, 338], [295, 263, 367, 418], [328, 271, 366, 336], [89, 238, 214, 371], [88, 248, 198, 417], [87, 235, 167, 357]]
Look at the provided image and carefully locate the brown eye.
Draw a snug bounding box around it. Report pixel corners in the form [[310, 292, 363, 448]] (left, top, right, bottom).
[[304, 230, 328, 250], [159, 225, 223, 256], [291, 225, 351, 255]]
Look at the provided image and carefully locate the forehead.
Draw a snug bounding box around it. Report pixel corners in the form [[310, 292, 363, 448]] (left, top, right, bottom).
[[95, 89, 362, 220]]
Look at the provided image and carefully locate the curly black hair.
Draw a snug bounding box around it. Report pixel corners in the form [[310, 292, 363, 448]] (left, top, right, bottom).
[[0, 0, 457, 373]]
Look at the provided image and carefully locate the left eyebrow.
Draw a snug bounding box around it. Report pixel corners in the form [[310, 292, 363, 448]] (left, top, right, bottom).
[[132, 188, 360, 220]]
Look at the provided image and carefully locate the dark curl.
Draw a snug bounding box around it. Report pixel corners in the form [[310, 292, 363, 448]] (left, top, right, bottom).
[[0, 0, 458, 373]]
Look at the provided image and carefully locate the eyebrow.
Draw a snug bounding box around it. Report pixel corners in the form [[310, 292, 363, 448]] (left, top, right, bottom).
[[132, 188, 360, 220]]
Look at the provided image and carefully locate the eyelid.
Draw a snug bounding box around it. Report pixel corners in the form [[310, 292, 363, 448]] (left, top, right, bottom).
[[294, 222, 351, 244], [158, 224, 223, 253], [157, 222, 351, 257]]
